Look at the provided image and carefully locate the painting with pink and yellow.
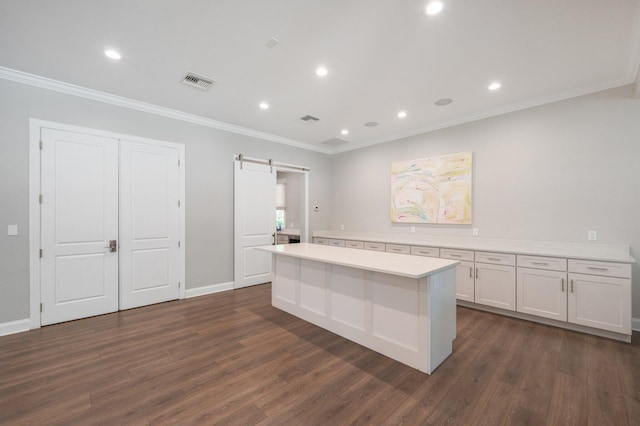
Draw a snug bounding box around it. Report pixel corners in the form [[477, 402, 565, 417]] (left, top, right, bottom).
[[391, 151, 473, 224]]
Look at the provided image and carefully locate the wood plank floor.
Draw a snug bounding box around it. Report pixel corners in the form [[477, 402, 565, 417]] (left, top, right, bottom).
[[1, 283, 638, 425]]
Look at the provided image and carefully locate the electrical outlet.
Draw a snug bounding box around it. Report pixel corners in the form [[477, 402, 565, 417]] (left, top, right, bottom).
[[340, 224, 344, 230], [472, 228, 479, 237], [410, 226, 415, 233], [588, 230, 597, 241]]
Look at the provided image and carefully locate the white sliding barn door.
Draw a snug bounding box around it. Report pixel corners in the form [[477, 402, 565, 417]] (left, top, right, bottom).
[[119, 140, 181, 309], [234, 160, 276, 288], [40, 129, 119, 325]]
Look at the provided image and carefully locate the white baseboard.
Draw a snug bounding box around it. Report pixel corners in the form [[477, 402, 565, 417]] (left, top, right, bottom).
[[0, 318, 31, 337], [185, 281, 234, 299], [633, 317, 640, 332]]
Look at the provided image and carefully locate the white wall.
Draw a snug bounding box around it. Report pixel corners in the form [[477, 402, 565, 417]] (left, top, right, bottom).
[[331, 85, 640, 318], [0, 78, 332, 324]]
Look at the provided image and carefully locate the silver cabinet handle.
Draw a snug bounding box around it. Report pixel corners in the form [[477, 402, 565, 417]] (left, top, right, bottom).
[[561, 278, 564, 292], [532, 262, 549, 265], [587, 266, 608, 271], [475, 268, 479, 279], [487, 257, 501, 261], [469, 266, 472, 279], [450, 254, 462, 258], [571, 279, 574, 293]]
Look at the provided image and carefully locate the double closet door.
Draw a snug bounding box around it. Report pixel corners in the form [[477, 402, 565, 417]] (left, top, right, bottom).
[[40, 127, 183, 326]]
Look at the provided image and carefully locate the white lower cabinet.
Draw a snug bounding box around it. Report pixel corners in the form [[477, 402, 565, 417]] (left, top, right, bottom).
[[475, 262, 516, 311], [310, 234, 633, 340], [568, 272, 631, 335], [454, 261, 475, 302], [517, 267, 567, 321]]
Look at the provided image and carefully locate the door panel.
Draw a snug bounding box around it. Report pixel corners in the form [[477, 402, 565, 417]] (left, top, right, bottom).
[[234, 160, 276, 288], [119, 140, 181, 309], [41, 128, 119, 325]]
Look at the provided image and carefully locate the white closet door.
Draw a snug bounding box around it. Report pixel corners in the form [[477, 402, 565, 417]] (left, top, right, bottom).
[[234, 160, 276, 288], [40, 129, 119, 325], [119, 140, 181, 310]]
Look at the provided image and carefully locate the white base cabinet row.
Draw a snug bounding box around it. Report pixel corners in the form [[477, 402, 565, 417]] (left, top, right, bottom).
[[312, 237, 632, 339]]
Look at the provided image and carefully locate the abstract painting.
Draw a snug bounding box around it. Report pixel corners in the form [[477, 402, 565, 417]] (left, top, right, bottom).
[[391, 152, 472, 224]]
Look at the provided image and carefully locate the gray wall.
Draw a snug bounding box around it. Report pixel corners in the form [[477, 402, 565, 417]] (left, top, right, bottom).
[[2, 76, 639, 325], [0, 78, 332, 323], [331, 85, 640, 318]]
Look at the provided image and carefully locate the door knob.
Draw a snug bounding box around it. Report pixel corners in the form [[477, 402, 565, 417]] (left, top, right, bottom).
[[105, 240, 117, 252]]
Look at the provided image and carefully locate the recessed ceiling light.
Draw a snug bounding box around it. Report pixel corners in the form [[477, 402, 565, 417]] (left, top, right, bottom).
[[364, 121, 379, 127], [265, 37, 279, 48], [488, 82, 502, 91], [435, 98, 453, 106], [341, 129, 349, 136], [315, 66, 328, 77], [397, 111, 408, 118], [425, 1, 444, 15], [104, 49, 121, 60], [259, 102, 269, 110]]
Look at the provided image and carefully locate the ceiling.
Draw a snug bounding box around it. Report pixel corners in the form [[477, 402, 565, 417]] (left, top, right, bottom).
[[1, 0, 639, 154]]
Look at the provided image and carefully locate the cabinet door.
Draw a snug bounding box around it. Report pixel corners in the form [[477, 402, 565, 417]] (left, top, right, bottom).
[[455, 261, 475, 302], [475, 263, 516, 311], [517, 268, 567, 321], [568, 273, 631, 334]]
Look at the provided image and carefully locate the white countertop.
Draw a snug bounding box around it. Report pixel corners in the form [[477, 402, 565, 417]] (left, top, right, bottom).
[[312, 231, 636, 263], [257, 243, 459, 279]]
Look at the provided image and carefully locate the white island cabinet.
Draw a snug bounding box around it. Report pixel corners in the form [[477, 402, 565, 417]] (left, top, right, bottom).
[[257, 243, 459, 374]]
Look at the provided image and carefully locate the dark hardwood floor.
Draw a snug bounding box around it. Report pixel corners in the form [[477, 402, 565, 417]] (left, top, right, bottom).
[[1, 283, 638, 425]]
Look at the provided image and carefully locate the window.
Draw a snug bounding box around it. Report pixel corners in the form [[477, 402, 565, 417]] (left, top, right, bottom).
[[276, 183, 286, 230]]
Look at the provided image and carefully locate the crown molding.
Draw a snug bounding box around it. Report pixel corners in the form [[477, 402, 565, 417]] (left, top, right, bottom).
[[0, 66, 332, 155]]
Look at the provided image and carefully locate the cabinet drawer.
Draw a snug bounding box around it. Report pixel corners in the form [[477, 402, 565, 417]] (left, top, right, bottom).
[[475, 251, 515, 266], [328, 239, 346, 247], [364, 242, 386, 251], [276, 234, 289, 244], [411, 246, 440, 257], [345, 240, 364, 249], [440, 248, 474, 262], [386, 244, 410, 255], [568, 259, 631, 279], [517, 255, 567, 271], [313, 237, 329, 245]]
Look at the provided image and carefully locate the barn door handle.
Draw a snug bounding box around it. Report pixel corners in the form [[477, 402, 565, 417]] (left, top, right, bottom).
[[272, 233, 276, 245], [105, 240, 117, 252]]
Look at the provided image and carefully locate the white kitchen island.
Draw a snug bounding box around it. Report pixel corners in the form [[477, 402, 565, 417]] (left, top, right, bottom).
[[257, 243, 459, 374]]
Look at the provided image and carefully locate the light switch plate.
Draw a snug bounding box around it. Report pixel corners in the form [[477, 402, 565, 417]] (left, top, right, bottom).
[[8, 225, 18, 236], [588, 230, 597, 241]]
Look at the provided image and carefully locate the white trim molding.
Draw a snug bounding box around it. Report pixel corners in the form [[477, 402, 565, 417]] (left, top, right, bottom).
[[633, 317, 640, 332], [1, 66, 331, 155], [186, 282, 234, 299], [0, 319, 31, 337]]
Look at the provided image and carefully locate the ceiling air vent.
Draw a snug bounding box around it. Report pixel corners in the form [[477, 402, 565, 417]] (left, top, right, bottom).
[[296, 115, 320, 125], [181, 72, 216, 90], [321, 138, 349, 146]]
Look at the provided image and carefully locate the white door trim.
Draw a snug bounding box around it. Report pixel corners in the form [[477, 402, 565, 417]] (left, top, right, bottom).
[[274, 166, 309, 244], [29, 119, 186, 329]]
